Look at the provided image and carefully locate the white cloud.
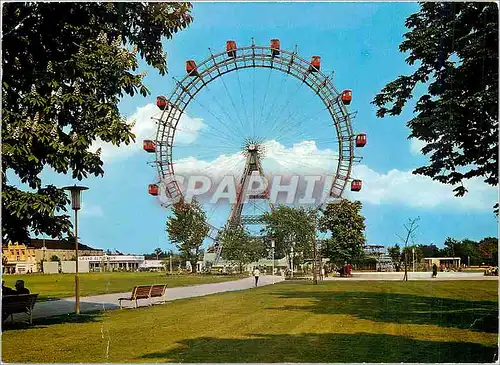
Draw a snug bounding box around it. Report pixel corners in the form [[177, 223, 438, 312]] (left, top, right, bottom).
[[80, 203, 104, 217], [89, 103, 205, 163], [409, 138, 426, 155], [349, 164, 497, 211], [161, 139, 497, 211]]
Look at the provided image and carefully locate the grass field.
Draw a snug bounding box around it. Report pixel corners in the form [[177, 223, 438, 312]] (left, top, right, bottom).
[[3, 272, 246, 301], [2, 280, 497, 363]]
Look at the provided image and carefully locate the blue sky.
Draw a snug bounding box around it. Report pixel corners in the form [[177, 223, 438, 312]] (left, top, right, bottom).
[[11, 2, 498, 254]]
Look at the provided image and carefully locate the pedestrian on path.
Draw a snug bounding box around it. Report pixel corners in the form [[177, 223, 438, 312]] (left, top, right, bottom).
[[253, 267, 260, 287], [432, 263, 438, 278]]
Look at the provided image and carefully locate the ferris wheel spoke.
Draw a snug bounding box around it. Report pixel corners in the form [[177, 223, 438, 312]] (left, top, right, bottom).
[[269, 87, 326, 138], [252, 66, 256, 137], [187, 95, 246, 143], [263, 79, 308, 136], [256, 67, 274, 136], [272, 105, 330, 144], [217, 74, 247, 137], [263, 75, 304, 135], [201, 83, 247, 139], [259, 71, 289, 134], [235, 70, 252, 133]]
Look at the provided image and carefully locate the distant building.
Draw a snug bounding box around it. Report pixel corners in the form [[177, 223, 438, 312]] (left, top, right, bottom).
[[80, 254, 145, 272], [424, 257, 461, 270], [2, 242, 38, 274], [140, 259, 166, 271], [2, 238, 103, 274], [201, 252, 288, 273]]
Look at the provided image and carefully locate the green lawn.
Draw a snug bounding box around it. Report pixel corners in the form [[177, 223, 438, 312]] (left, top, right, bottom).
[[3, 272, 246, 301], [2, 280, 498, 363]]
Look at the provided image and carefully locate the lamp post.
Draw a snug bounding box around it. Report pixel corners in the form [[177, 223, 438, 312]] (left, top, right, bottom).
[[271, 238, 275, 284], [291, 246, 294, 279], [62, 184, 88, 315], [412, 248, 416, 272]]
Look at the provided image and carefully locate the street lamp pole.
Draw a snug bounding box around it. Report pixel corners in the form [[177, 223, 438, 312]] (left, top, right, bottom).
[[63, 185, 88, 315], [271, 239, 275, 284], [291, 246, 294, 279], [412, 248, 416, 272]]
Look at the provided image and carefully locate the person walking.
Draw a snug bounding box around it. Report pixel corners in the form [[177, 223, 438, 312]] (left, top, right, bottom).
[[432, 263, 438, 278], [253, 267, 260, 287]]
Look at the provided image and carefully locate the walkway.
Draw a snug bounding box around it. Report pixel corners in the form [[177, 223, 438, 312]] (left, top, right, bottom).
[[12, 275, 284, 322], [323, 271, 498, 281]]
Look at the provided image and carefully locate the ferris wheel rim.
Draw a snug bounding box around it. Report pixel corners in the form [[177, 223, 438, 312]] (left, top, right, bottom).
[[154, 42, 355, 218]]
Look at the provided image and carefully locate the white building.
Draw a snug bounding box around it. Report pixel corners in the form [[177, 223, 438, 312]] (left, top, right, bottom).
[[79, 254, 145, 272], [140, 259, 166, 271]]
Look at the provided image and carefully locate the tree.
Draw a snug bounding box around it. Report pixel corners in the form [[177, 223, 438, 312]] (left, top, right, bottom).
[[318, 199, 366, 265], [395, 217, 420, 281], [372, 3, 498, 213], [219, 224, 264, 273], [418, 244, 441, 258], [166, 199, 209, 273], [50, 255, 60, 262], [2, 2, 193, 243], [479, 237, 498, 266], [153, 248, 164, 260], [261, 206, 317, 268], [402, 244, 424, 271], [443, 237, 460, 257], [387, 244, 402, 272]]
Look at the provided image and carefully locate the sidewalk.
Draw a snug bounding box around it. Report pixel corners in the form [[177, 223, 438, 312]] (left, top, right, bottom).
[[323, 271, 499, 281], [11, 275, 284, 322]]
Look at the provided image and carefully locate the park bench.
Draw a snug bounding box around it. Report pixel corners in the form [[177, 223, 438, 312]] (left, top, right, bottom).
[[118, 284, 167, 309], [2, 294, 39, 324]]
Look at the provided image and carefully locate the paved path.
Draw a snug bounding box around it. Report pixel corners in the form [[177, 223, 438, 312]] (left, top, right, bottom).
[[12, 275, 284, 322], [323, 271, 499, 281]]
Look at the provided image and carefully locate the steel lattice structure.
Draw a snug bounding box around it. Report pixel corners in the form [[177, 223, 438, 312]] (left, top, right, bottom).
[[154, 43, 355, 205]]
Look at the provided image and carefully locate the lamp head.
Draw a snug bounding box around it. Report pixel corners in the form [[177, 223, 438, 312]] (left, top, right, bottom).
[[62, 185, 89, 210]]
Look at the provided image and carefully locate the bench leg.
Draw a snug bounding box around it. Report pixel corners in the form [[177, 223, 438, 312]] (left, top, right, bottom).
[[135, 299, 138, 308], [29, 311, 32, 325], [119, 300, 122, 309]]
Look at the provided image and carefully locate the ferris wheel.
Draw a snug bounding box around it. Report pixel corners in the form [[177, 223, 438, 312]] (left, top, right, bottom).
[[143, 39, 367, 261]]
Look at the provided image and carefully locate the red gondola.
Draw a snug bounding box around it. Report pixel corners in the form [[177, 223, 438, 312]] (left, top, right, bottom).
[[156, 96, 168, 110], [351, 180, 362, 192], [143, 140, 156, 153], [226, 40, 237, 58], [309, 56, 321, 72], [186, 60, 198, 76], [270, 39, 280, 57], [148, 184, 159, 196], [356, 133, 367, 147], [341, 89, 352, 105]]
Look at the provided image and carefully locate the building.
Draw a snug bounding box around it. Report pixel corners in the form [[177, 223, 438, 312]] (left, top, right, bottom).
[[139, 259, 166, 271], [424, 257, 461, 270], [2, 238, 103, 274], [201, 252, 288, 273], [2, 242, 38, 274], [79, 254, 145, 272], [30, 238, 104, 264]]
